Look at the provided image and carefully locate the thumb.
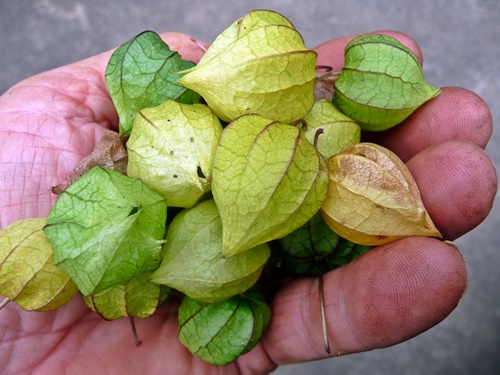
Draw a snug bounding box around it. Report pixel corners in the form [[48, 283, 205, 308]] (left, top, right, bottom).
[[261, 237, 467, 364]]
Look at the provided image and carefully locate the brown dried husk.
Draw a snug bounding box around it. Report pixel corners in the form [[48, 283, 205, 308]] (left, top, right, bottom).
[[320, 143, 441, 245]]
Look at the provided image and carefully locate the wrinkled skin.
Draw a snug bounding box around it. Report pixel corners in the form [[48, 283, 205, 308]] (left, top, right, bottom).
[[0, 31, 496, 374]]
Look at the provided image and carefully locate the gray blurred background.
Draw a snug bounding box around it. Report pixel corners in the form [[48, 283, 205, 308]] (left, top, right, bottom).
[[1, 1, 498, 374]]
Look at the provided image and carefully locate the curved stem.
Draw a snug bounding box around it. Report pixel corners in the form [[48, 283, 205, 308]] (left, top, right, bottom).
[[292, 118, 307, 131], [190, 37, 208, 52], [315, 65, 333, 72], [314, 128, 324, 151], [318, 273, 331, 354], [129, 316, 143, 347], [315, 71, 341, 83]]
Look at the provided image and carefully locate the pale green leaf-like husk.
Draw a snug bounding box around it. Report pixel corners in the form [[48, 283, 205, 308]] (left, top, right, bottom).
[[83, 272, 170, 320], [333, 34, 441, 131], [303, 99, 361, 159], [178, 291, 271, 366], [44, 167, 167, 295], [105, 30, 200, 136], [199, 10, 294, 64], [127, 100, 222, 208], [212, 114, 329, 256], [177, 10, 317, 123], [150, 199, 270, 303], [0, 218, 78, 311]]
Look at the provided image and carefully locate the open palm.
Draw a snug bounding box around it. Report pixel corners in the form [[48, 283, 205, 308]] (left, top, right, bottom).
[[0, 32, 496, 374]]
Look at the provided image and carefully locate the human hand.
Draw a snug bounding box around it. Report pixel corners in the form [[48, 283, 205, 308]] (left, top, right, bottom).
[[0, 31, 496, 374]]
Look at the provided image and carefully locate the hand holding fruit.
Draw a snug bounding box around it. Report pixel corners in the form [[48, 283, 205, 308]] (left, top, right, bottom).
[[0, 23, 496, 375]]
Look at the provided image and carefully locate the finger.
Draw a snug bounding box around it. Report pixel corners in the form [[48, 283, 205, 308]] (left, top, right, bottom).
[[372, 87, 493, 162], [261, 237, 467, 364], [406, 140, 497, 240], [313, 30, 423, 72]]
